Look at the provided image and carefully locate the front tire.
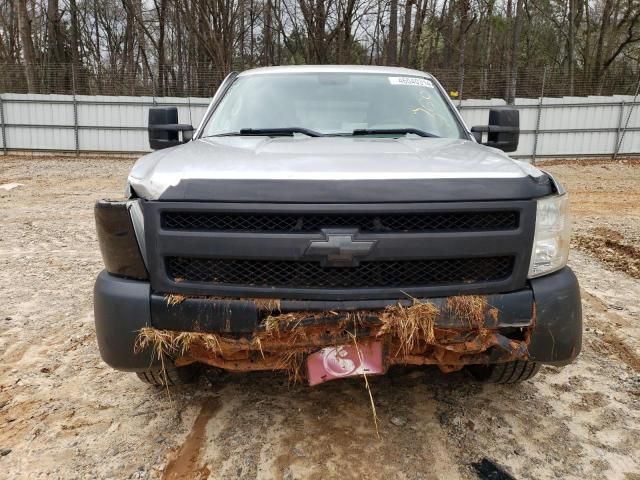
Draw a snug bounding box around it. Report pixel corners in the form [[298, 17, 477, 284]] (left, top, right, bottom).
[[136, 363, 200, 386], [466, 360, 541, 384]]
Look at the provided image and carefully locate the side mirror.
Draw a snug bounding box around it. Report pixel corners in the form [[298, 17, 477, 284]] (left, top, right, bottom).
[[471, 108, 520, 153], [148, 107, 194, 150]]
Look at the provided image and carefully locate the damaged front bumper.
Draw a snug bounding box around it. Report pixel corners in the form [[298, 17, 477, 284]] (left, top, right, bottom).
[[94, 267, 582, 374]]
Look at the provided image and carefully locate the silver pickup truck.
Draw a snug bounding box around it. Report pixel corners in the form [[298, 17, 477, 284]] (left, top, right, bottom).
[[94, 65, 581, 387]]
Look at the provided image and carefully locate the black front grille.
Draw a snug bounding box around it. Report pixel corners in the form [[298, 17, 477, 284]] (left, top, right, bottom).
[[166, 256, 514, 289], [162, 211, 519, 233]]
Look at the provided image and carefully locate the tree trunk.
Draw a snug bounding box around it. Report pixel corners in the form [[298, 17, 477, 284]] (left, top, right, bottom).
[[275, 0, 282, 64], [250, 0, 255, 63], [387, 0, 398, 65], [592, 0, 613, 86], [239, 0, 245, 68], [458, 0, 470, 100], [176, 5, 183, 95], [46, 0, 61, 91], [409, 0, 424, 68], [400, 0, 412, 66], [443, 0, 455, 68], [567, 0, 575, 96], [263, 0, 273, 64], [314, 0, 326, 63], [481, 0, 495, 96], [502, 0, 512, 70], [122, 0, 134, 78], [157, 0, 166, 95], [505, 0, 523, 104], [15, 0, 36, 92], [433, 0, 448, 67], [70, 0, 80, 70]]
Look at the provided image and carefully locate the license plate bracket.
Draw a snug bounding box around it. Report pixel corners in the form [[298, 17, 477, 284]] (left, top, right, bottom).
[[306, 341, 385, 386]]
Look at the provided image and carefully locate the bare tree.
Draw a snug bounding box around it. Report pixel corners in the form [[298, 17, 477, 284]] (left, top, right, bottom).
[[387, 0, 398, 65], [1, 0, 639, 98], [15, 0, 37, 92], [505, 0, 524, 103], [399, 0, 412, 66]]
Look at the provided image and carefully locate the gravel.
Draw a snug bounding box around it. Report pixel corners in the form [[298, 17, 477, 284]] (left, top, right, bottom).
[[0, 155, 638, 480]]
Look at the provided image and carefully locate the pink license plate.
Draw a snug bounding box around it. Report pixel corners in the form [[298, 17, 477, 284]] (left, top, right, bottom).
[[307, 341, 384, 386]]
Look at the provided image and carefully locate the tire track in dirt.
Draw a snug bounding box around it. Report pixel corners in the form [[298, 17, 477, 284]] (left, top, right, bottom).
[[580, 289, 640, 372], [224, 372, 461, 479], [573, 233, 640, 279], [168, 372, 465, 479], [162, 398, 221, 480]]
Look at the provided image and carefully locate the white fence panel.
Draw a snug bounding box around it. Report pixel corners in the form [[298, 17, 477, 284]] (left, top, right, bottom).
[[0, 93, 639, 158], [0, 93, 210, 153], [458, 94, 639, 158], [1, 93, 76, 150]]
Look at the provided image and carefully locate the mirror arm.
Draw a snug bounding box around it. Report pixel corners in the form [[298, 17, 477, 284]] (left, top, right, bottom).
[[470, 128, 483, 143], [149, 138, 183, 147], [148, 124, 194, 132], [471, 125, 519, 134]]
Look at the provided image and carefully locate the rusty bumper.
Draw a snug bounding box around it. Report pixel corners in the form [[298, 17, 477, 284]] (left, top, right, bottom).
[[94, 268, 582, 373]]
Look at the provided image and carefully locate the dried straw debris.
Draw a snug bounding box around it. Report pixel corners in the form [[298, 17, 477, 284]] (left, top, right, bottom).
[[379, 299, 440, 356], [164, 293, 187, 306], [251, 298, 281, 314], [163, 294, 281, 311], [446, 295, 488, 328], [276, 350, 308, 384], [135, 326, 312, 384], [262, 310, 339, 334], [135, 327, 223, 359]]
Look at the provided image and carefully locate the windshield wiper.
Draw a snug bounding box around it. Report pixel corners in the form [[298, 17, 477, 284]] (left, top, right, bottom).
[[352, 128, 439, 138], [205, 127, 324, 138], [238, 127, 324, 137]]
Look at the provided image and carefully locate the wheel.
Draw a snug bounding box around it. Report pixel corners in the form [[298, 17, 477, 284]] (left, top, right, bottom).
[[466, 360, 541, 384], [136, 363, 200, 386]]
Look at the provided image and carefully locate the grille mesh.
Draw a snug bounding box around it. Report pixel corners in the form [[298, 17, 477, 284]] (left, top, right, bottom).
[[167, 256, 514, 289], [162, 211, 518, 233]]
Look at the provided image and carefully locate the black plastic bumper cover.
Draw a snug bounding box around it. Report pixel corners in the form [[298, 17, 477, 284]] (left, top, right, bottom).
[[94, 270, 155, 371], [528, 267, 582, 365], [93, 267, 582, 371]]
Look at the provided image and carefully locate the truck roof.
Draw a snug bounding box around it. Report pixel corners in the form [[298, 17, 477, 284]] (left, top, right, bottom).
[[238, 65, 433, 78]]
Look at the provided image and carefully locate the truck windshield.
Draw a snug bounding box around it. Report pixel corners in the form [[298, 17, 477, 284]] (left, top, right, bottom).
[[201, 72, 467, 139]]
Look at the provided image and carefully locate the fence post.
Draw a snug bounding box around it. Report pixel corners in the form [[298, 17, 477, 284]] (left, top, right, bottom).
[[614, 101, 625, 159], [614, 73, 640, 160], [0, 94, 6, 155], [72, 65, 79, 156], [531, 67, 547, 165]]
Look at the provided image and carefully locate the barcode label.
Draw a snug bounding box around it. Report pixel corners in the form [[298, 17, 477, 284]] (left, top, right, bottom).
[[388, 77, 434, 88]]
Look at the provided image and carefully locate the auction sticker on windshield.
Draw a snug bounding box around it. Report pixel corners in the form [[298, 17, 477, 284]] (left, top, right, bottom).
[[389, 77, 434, 88]]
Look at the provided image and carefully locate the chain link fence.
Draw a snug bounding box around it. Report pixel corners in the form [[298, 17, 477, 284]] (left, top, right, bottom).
[[1, 63, 639, 100], [437, 66, 640, 101], [0, 64, 227, 98]]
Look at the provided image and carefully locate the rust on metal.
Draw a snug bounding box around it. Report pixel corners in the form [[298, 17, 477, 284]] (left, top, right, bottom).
[[139, 295, 531, 380]]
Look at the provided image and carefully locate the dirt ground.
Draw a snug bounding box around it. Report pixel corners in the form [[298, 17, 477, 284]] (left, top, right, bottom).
[[0, 155, 639, 480]]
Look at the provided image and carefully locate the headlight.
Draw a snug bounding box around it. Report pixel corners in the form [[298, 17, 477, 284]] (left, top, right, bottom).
[[528, 194, 571, 278]]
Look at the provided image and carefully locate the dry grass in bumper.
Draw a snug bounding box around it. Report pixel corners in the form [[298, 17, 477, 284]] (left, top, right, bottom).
[[136, 295, 531, 382]]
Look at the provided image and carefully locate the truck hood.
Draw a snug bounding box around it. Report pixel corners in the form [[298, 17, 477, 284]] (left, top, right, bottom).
[[128, 137, 552, 202]]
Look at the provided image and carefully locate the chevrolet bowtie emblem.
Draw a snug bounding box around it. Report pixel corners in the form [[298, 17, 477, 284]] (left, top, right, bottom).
[[304, 229, 377, 267]]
